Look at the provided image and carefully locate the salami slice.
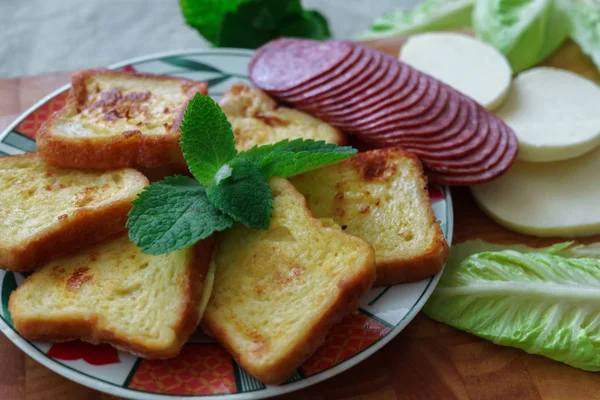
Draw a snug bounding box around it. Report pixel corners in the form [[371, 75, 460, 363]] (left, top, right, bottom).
[[249, 39, 353, 92], [332, 74, 431, 126], [286, 47, 380, 103], [425, 126, 518, 185], [309, 51, 395, 112], [379, 100, 484, 159], [321, 62, 415, 117], [273, 46, 366, 98], [349, 82, 449, 132], [422, 118, 505, 171], [363, 86, 460, 135]]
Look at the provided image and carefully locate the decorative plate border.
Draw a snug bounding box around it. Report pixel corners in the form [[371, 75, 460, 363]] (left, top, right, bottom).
[[0, 48, 453, 400]]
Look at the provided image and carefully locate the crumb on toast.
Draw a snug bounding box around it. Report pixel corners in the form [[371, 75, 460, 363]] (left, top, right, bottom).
[[37, 69, 208, 170], [201, 177, 375, 384], [9, 234, 215, 359], [219, 84, 347, 150], [0, 153, 149, 272], [291, 148, 449, 285]]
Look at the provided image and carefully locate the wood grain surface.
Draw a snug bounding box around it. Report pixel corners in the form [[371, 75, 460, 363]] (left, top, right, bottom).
[[0, 37, 599, 400]]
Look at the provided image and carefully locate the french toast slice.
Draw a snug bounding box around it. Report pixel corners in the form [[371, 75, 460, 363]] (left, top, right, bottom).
[[202, 178, 375, 384], [0, 153, 148, 272], [219, 84, 347, 150], [9, 234, 215, 359], [291, 148, 448, 285], [37, 69, 208, 169]]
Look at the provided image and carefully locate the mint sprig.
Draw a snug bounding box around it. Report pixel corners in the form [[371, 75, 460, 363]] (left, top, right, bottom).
[[128, 93, 357, 254]]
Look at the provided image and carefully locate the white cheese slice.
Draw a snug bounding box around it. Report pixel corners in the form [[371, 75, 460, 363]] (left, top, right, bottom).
[[471, 145, 600, 237], [399, 32, 512, 110], [497, 67, 600, 162]]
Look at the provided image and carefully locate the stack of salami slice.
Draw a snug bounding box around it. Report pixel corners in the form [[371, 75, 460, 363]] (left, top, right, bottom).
[[249, 38, 518, 186]]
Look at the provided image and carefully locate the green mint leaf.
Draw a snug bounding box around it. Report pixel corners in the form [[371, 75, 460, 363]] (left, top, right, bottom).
[[127, 176, 233, 254], [207, 158, 272, 229], [238, 138, 357, 178], [179, 0, 247, 45], [180, 93, 238, 186], [181, 0, 330, 49]]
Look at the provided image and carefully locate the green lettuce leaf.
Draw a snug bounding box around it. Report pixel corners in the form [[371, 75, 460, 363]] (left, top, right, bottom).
[[559, 0, 600, 70], [424, 241, 600, 371], [357, 0, 473, 40], [473, 0, 571, 73]]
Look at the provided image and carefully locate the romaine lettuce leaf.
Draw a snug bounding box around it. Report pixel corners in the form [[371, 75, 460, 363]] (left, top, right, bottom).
[[424, 241, 600, 371], [559, 0, 600, 70], [357, 0, 473, 40], [473, 0, 571, 73]]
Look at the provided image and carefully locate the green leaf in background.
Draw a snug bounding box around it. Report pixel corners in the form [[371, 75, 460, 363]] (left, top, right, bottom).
[[357, 0, 473, 40], [127, 176, 233, 254], [180, 0, 331, 49], [279, 10, 331, 40], [559, 0, 600, 70], [424, 241, 600, 372], [180, 93, 238, 186], [180, 0, 244, 44], [207, 158, 273, 229], [473, 0, 571, 73]]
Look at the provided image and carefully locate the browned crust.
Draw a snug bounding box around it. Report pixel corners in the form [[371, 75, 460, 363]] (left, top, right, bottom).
[[201, 186, 376, 385], [37, 69, 208, 169], [0, 153, 150, 272], [223, 83, 349, 146], [9, 237, 215, 359], [370, 147, 449, 285]]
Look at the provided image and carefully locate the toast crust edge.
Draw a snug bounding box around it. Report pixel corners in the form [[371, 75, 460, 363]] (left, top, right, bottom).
[[37, 69, 208, 169], [223, 83, 349, 146], [371, 148, 449, 285], [201, 181, 376, 384], [0, 153, 150, 272], [8, 237, 215, 359]]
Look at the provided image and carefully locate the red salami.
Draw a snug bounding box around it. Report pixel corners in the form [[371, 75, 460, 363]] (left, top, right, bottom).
[[249, 39, 353, 92], [250, 38, 518, 186], [286, 48, 379, 103], [307, 51, 395, 111], [273, 46, 366, 97], [425, 127, 518, 185]]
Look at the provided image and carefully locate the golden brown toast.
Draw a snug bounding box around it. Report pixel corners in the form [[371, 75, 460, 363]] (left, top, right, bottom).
[[202, 178, 375, 384], [0, 153, 148, 272], [291, 148, 448, 285], [37, 69, 208, 169], [9, 234, 215, 359], [219, 84, 347, 150]]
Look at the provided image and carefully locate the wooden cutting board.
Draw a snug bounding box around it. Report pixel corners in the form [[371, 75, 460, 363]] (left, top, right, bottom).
[[0, 37, 599, 400]]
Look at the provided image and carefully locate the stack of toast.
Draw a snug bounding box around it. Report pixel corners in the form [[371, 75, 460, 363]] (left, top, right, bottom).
[[2, 70, 448, 384]]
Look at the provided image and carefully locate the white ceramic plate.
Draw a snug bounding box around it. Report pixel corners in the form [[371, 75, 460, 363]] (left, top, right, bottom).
[[0, 48, 453, 399]]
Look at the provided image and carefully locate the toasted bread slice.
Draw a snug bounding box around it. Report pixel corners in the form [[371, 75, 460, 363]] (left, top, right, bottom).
[[37, 69, 208, 169], [9, 234, 215, 359], [202, 178, 375, 384], [290, 148, 449, 285], [219, 84, 347, 150], [0, 153, 148, 272]]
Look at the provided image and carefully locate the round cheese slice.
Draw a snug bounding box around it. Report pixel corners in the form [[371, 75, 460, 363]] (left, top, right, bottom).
[[497, 67, 600, 162], [399, 32, 512, 110], [471, 145, 600, 237]]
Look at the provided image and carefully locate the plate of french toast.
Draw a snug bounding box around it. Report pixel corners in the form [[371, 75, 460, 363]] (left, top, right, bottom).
[[0, 38, 504, 399]]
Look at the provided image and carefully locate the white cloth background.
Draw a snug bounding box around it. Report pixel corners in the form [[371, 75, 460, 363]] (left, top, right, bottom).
[[0, 0, 419, 78]]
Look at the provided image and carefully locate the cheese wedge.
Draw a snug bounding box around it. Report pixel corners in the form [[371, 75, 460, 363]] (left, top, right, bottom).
[[471, 145, 600, 237], [399, 32, 512, 110], [496, 67, 600, 162]]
